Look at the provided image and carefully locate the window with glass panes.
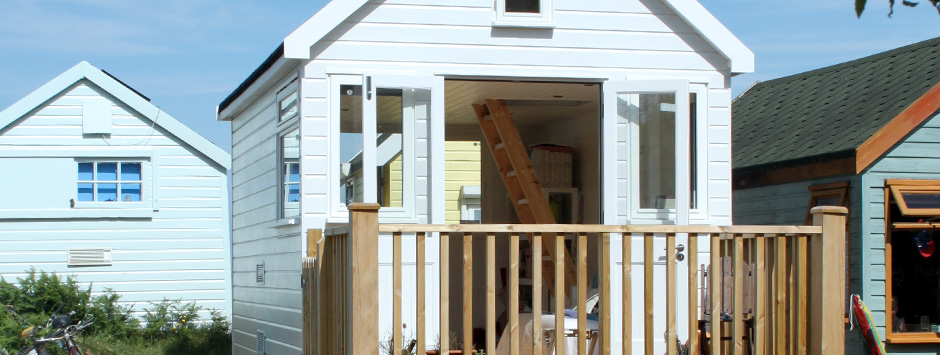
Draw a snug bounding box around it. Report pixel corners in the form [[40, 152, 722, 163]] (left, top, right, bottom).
[[77, 162, 142, 202]]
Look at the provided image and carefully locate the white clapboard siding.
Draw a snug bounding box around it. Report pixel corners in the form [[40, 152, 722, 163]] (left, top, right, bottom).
[[229, 62, 306, 354], [0, 70, 231, 323], [220, 0, 748, 352]]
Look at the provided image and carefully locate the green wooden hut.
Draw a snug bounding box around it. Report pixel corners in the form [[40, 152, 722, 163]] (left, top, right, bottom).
[[732, 37, 940, 353]]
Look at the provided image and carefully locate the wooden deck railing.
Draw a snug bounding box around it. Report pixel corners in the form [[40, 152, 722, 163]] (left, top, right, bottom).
[[303, 204, 847, 355]]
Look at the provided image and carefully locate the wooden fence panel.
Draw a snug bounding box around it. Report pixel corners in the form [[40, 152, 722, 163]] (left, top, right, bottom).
[[304, 206, 846, 355]]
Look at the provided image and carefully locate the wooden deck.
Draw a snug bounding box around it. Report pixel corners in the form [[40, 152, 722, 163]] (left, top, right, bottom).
[[303, 204, 848, 355]]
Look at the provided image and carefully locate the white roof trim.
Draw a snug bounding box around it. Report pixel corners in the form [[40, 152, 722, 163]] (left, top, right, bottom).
[[282, 0, 754, 73], [283, 0, 370, 59], [661, 0, 754, 74], [0, 61, 231, 170]]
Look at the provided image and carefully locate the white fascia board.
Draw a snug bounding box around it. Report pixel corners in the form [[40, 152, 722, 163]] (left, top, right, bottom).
[[283, 0, 370, 59], [217, 55, 294, 122], [0, 61, 231, 170], [662, 0, 754, 74]]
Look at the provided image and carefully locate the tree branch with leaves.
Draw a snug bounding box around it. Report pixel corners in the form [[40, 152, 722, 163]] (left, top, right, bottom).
[[856, 0, 940, 17]]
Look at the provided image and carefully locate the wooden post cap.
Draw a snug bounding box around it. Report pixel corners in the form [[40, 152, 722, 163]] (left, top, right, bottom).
[[347, 203, 381, 212], [809, 206, 848, 215]]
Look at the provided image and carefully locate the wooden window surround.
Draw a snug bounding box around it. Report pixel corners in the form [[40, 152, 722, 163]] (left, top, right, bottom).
[[885, 179, 940, 344], [804, 181, 850, 224]]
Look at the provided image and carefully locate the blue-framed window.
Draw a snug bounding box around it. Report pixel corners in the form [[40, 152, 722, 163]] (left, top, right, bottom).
[[77, 162, 142, 202]]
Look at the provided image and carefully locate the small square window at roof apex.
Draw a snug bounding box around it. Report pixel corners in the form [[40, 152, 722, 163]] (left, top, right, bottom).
[[506, 0, 540, 13]]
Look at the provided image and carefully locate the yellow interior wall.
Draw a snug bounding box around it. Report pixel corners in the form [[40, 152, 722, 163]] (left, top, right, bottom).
[[383, 153, 404, 208], [445, 141, 481, 223]]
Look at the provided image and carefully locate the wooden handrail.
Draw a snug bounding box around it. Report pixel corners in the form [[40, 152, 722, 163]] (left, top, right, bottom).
[[377, 224, 822, 234], [304, 205, 847, 355]]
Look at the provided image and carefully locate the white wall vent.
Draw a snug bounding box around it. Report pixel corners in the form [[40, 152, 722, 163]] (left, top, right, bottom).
[[82, 99, 112, 135], [256, 262, 265, 284], [256, 330, 266, 354], [67, 248, 112, 267]]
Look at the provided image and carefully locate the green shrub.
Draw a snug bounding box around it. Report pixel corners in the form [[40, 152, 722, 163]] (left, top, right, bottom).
[[0, 269, 231, 355]]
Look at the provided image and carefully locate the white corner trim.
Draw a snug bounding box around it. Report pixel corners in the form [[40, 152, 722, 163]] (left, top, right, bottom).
[[283, 0, 370, 59], [0, 61, 231, 170], [661, 0, 754, 74]]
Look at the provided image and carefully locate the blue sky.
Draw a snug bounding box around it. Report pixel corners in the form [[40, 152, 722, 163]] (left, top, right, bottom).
[[0, 0, 938, 153]]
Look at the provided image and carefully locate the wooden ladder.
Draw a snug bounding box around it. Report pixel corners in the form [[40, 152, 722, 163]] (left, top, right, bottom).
[[472, 99, 576, 297]]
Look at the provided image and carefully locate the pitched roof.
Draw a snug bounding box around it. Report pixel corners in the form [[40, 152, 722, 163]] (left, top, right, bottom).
[[219, 0, 754, 119], [283, 0, 753, 72], [732, 37, 940, 172], [0, 61, 231, 170]]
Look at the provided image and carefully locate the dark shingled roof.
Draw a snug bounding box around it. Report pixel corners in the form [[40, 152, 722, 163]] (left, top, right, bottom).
[[732, 37, 940, 171]]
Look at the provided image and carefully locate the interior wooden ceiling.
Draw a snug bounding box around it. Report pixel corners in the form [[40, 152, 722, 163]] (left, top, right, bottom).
[[340, 80, 601, 128], [445, 80, 600, 126]]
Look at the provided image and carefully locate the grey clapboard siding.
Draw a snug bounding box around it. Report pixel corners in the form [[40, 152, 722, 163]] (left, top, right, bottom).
[[734, 175, 867, 352], [0, 79, 231, 321], [229, 64, 305, 353]]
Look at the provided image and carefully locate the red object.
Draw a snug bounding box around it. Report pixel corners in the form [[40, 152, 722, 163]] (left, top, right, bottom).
[[918, 239, 936, 257]]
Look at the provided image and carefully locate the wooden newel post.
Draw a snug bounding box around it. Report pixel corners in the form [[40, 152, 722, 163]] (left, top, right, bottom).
[[809, 206, 848, 355], [348, 203, 380, 355]]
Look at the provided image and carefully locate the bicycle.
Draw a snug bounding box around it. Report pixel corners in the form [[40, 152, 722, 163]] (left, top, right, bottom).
[[6, 305, 94, 355]]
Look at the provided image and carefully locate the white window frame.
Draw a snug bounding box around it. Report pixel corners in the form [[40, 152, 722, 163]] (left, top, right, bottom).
[[276, 75, 301, 222], [278, 124, 301, 221], [276, 77, 299, 124], [74, 158, 151, 210], [605, 79, 690, 224], [329, 74, 439, 222], [689, 83, 709, 221], [494, 0, 554, 27]]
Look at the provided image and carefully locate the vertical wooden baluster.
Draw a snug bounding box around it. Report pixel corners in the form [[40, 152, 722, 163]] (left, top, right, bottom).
[[623, 233, 632, 355], [688, 234, 699, 355], [766, 237, 775, 354], [394, 232, 403, 354], [486, 233, 496, 355], [788, 235, 797, 355], [578, 233, 588, 355], [666, 233, 677, 355], [600, 232, 611, 355], [533, 233, 543, 355], [644, 233, 654, 355], [775, 235, 786, 355], [417, 232, 426, 355], [709, 234, 721, 355], [441, 233, 450, 353], [597, 233, 613, 355], [555, 233, 566, 355], [463, 232, 473, 355], [753, 235, 766, 355], [733, 234, 744, 355], [796, 234, 808, 354], [510, 233, 520, 355]]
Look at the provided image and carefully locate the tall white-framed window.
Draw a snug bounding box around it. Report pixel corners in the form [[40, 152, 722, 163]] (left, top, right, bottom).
[[606, 80, 690, 224], [688, 84, 709, 220], [279, 126, 301, 220], [495, 0, 553, 26], [276, 76, 301, 221], [329, 74, 441, 221]]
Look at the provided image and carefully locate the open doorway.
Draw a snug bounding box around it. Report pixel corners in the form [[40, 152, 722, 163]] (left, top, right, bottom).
[[442, 79, 603, 345], [443, 79, 602, 225]]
